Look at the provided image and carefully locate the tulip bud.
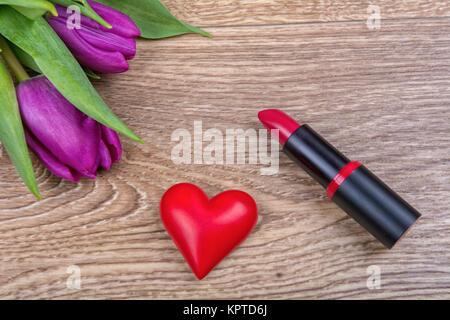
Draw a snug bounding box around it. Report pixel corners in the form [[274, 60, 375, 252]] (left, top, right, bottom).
[[47, 0, 141, 74], [17, 75, 122, 182]]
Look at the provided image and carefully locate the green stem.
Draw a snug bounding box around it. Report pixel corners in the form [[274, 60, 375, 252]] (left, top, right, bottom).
[[0, 36, 30, 83]]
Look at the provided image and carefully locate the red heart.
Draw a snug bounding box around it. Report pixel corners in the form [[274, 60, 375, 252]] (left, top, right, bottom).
[[160, 183, 258, 280]]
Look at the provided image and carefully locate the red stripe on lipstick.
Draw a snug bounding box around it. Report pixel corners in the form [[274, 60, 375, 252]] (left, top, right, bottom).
[[326, 161, 361, 199], [258, 109, 301, 146]]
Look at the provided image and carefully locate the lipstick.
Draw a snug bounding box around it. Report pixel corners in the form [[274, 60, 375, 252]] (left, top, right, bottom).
[[259, 109, 421, 249]]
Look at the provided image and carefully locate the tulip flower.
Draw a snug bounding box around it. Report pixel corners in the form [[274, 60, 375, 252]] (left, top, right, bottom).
[[17, 75, 122, 182], [47, 0, 141, 73]]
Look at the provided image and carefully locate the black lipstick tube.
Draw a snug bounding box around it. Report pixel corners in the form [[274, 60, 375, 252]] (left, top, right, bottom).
[[284, 124, 421, 248]]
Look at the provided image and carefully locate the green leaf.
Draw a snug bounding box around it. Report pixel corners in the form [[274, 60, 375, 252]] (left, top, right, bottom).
[[50, 0, 112, 28], [12, 7, 48, 20], [0, 6, 142, 143], [0, 0, 57, 19], [95, 0, 212, 39], [83, 67, 101, 80], [9, 41, 41, 73], [0, 58, 41, 199], [11, 41, 101, 80]]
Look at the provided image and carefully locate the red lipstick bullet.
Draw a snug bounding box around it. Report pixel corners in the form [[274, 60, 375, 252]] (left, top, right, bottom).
[[259, 109, 421, 249]]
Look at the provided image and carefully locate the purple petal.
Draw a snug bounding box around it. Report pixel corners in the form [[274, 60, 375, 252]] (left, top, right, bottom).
[[52, 4, 136, 59], [17, 76, 101, 178], [47, 18, 130, 73], [78, 26, 137, 59], [87, 0, 141, 38], [53, 2, 140, 38], [25, 128, 82, 182], [98, 139, 112, 170], [101, 126, 122, 163]]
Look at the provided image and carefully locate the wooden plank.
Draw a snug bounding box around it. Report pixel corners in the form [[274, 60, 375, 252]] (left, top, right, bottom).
[[164, 0, 450, 27], [0, 17, 449, 299]]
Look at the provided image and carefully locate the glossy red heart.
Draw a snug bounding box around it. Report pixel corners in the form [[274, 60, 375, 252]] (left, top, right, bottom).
[[160, 183, 258, 280]]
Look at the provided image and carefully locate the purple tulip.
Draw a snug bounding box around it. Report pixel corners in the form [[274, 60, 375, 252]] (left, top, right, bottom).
[[47, 0, 141, 73], [17, 76, 122, 182]]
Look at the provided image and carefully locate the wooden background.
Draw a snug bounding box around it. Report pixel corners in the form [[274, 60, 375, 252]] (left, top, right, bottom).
[[0, 0, 449, 299]]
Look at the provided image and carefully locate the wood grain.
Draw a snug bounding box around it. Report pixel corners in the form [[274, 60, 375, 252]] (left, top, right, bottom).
[[164, 0, 450, 27], [0, 2, 449, 299]]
